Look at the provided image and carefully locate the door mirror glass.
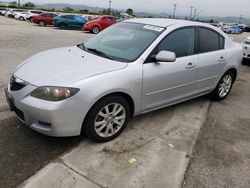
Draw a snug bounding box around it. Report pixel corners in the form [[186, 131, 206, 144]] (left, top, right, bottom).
[[155, 50, 176, 62]]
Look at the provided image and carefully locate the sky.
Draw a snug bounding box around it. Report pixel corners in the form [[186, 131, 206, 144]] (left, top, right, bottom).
[[20, 0, 250, 18]]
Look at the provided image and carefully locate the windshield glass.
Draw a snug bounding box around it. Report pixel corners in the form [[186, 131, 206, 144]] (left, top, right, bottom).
[[83, 22, 165, 62]]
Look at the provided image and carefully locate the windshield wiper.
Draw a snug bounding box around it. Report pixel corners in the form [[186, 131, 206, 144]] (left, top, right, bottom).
[[86, 48, 114, 60]]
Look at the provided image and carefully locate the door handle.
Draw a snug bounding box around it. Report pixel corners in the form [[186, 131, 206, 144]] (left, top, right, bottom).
[[185, 62, 196, 69], [218, 56, 226, 62]]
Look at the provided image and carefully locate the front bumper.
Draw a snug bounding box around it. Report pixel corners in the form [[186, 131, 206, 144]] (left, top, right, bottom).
[[5, 83, 86, 137]]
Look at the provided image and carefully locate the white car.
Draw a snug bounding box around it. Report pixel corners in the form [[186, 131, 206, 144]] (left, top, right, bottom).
[[0, 8, 7, 15], [14, 10, 45, 21], [5, 9, 25, 18], [5, 19, 243, 142], [242, 37, 250, 60]]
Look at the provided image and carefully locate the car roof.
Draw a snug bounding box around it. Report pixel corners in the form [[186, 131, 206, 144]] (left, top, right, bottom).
[[124, 18, 215, 28]]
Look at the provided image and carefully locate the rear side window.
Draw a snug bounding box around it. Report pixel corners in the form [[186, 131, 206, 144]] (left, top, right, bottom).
[[42, 13, 50, 17], [62, 15, 74, 19], [157, 27, 195, 58], [198, 28, 224, 53]]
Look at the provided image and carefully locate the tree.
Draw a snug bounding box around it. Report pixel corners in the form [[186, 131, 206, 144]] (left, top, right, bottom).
[[24, 2, 36, 7], [79, 9, 89, 14], [126, 8, 133, 16], [63, 7, 74, 12]]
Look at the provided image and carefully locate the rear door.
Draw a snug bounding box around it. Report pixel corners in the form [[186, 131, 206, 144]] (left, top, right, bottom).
[[197, 27, 227, 93]]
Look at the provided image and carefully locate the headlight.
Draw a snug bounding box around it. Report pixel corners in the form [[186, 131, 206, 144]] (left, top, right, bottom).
[[30, 86, 80, 101]]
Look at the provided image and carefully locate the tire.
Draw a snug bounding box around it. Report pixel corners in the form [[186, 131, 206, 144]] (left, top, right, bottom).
[[19, 16, 25, 21], [29, 17, 33, 22], [39, 20, 46, 27], [83, 95, 130, 142], [92, 26, 100, 34], [210, 71, 235, 101], [59, 23, 68, 30]]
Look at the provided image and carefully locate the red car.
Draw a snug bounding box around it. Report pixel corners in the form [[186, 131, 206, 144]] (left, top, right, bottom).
[[83, 15, 116, 34], [33, 13, 58, 27]]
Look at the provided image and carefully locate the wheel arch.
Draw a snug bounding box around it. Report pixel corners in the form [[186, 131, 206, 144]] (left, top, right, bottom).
[[225, 67, 237, 83]]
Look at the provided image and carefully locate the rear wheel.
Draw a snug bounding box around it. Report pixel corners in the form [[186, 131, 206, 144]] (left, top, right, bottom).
[[92, 26, 100, 34], [83, 95, 130, 142], [59, 23, 68, 30], [39, 20, 46, 27], [210, 71, 235, 101]]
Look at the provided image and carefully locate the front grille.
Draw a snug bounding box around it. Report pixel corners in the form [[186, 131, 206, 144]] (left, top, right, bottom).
[[14, 106, 25, 121], [10, 75, 28, 91]]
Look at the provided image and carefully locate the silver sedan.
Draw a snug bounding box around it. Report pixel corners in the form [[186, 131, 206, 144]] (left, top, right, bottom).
[[5, 18, 243, 142]]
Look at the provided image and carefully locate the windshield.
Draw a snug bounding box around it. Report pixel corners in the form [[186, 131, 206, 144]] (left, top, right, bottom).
[[83, 22, 165, 62]]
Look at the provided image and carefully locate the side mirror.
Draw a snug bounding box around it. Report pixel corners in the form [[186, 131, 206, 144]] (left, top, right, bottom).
[[155, 50, 176, 62]]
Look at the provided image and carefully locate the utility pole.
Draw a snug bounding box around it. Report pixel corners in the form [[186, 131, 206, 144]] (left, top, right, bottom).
[[172, 4, 177, 19], [18, 0, 20, 6], [189, 6, 193, 20], [108, 0, 112, 15], [193, 8, 197, 20], [239, 15, 242, 24], [193, 9, 204, 20]]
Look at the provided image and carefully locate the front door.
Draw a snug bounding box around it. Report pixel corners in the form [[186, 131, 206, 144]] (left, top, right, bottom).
[[142, 27, 199, 112]]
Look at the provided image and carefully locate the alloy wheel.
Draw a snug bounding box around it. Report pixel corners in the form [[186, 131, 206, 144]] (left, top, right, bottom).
[[94, 103, 126, 138], [218, 74, 232, 98]]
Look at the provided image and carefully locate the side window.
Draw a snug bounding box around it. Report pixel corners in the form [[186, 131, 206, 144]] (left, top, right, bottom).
[[42, 13, 50, 17], [62, 15, 74, 20], [219, 35, 225, 49], [106, 17, 113, 22], [198, 28, 222, 53], [158, 28, 195, 58]]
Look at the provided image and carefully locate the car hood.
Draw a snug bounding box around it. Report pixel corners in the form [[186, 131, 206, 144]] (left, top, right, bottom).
[[14, 46, 127, 86]]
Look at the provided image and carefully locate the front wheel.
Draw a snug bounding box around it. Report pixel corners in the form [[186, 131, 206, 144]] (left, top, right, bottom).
[[83, 95, 130, 142], [92, 26, 100, 34], [210, 71, 234, 101]]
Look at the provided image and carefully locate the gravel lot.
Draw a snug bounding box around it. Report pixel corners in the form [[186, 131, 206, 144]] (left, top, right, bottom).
[[0, 16, 92, 188]]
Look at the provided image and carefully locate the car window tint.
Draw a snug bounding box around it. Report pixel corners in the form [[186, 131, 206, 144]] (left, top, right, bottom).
[[219, 35, 225, 49], [42, 13, 50, 17], [106, 17, 113, 22], [74, 16, 83, 21], [51, 13, 58, 17], [198, 28, 220, 53], [158, 28, 195, 58], [62, 15, 74, 19]]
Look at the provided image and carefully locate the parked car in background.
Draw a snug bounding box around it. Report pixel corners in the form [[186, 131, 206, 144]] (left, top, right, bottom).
[[0, 8, 7, 15], [53, 14, 88, 30], [24, 10, 45, 21], [5, 9, 25, 18], [5, 19, 242, 142], [222, 26, 242, 34], [14, 10, 29, 21], [242, 37, 250, 61], [33, 13, 58, 26], [83, 15, 116, 34], [244, 26, 250, 32]]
